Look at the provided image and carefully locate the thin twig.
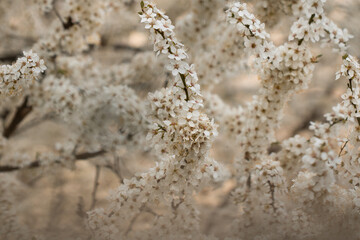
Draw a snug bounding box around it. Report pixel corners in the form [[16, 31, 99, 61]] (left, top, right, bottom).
[[143, 206, 158, 217], [125, 205, 145, 236], [53, 2, 79, 30], [75, 150, 106, 160], [90, 166, 101, 210], [0, 150, 106, 173], [338, 140, 349, 157], [53, 6, 65, 26], [112, 44, 147, 52], [267, 180, 277, 213], [112, 153, 124, 183], [14, 112, 55, 135], [171, 197, 185, 219], [3, 96, 33, 138], [180, 73, 190, 101]]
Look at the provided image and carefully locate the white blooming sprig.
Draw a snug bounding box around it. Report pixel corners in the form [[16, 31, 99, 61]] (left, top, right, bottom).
[[139, 1, 201, 101], [225, 3, 324, 233], [321, 55, 360, 188], [86, 2, 225, 239], [63, 0, 108, 34], [326, 55, 360, 125], [225, 3, 314, 174], [226, 2, 276, 71], [290, 0, 353, 53], [227, 2, 269, 39], [274, 135, 308, 185], [323, 19, 353, 54], [288, 122, 339, 210], [139, 1, 218, 158], [34, 0, 112, 57], [0, 50, 46, 96], [328, 56, 360, 211], [288, 56, 360, 212], [289, 0, 327, 44]]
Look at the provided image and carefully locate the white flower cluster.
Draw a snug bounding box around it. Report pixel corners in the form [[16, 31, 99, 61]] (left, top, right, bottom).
[[292, 126, 337, 204], [63, 0, 106, 34], [323, 19, 353, 53], [34, 0, 113, 56], [41, 80, 147, 152], [140, 1, 202, 98], [181, 23, 248, 87], [75, 85, 148, 151], [148, 88, 217, 157], [226, 2, 274, 69], [322, 55, 360, 193], [290, 0, 353, 53], [290, 0, 327, 43], [226, 2, 316, 166], [86, 2, 225, 239], [274, 135, 307, 183], [221, 1, 360, 238], [139, 1, 218, 157], [0, 50, 46, 96], [23, 51, 152, 156], [326, 55, 360, 123], [41, 75, 82, 119], [203, 91, 245, 141]]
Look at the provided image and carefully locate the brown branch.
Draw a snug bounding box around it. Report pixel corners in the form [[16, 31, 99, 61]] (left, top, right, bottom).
[[246, 173, 251, 189], [112, 44, 147, 52], [53, 5, 79, 30], [0, 52, 23, 63], [75, 150, 106, 160], [0, 150, 106, 173], [0, 160, 41, 172], [267, 180, 277, 213], [180, 73, 190, 101], [3, 96, 33, 138], [338, 140, 349, 157], [0, 109, 10, 129]]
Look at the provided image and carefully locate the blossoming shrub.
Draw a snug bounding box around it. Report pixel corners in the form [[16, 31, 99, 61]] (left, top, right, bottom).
[[0, 0, 360, 239]]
